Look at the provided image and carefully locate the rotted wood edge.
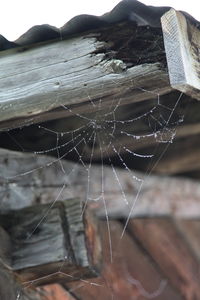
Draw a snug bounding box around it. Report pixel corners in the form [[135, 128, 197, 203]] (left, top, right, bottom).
[[0, 21, 172, 131], [0, 198, 102, 286], [161, 9, 200, 100]]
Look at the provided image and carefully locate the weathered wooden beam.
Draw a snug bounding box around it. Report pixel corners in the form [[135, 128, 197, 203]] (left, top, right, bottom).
[[127, 219, 200, 299], [80, 121, 200, 161], [39, 284, 76, 300], [0, 227, 41, 300], [66, 220, 181, 300], [0, 263, 40, 300], [161, 9, 200, 100], [1, 148, 200, 219], [0, 198, 101, 286], [1, 90, 200, 166], [175, 220, 200, 262], [0, 22, 172, 131], [145, 133, 200, 175]]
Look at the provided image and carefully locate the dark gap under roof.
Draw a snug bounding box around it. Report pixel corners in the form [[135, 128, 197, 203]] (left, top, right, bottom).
[[0, 0, 199, 51]]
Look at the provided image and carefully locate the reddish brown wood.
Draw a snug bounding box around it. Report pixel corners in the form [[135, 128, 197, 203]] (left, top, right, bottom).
[[39, 284, 76, 300], [176, 220, 200, 262], [66, 220, 181, 300], [127, 218, 200, 300], [0, 199, 102, 286]]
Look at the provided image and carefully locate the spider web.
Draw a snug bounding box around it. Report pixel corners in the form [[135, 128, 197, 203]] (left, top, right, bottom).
[[1, 86, 184, 300], [0, 25, 186, 300]]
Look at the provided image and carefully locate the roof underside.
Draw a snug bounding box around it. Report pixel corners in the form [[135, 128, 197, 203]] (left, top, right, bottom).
[[0, 0, 199, 51]]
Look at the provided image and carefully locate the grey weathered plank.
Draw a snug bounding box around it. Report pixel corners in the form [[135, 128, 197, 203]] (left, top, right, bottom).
[[1, 148, 200, 219], [0, 26, 172, 130], [161, 9, 200, 100], [0, 228, 41, 300], [0, 198, 101, 286], [0, 226, 11, 266], [0, 264, 40, 300]]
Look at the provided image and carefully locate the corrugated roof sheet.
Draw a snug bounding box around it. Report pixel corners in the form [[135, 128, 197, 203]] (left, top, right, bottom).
[[0, 0, 199, 52]]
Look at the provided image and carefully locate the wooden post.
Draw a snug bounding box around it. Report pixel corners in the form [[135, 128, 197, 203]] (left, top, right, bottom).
[[161, 9, 200, 100], [0, 198, 101, 286]]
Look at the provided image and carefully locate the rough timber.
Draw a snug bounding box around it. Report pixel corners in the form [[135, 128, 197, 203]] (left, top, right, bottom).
[[0, 22, 171, 131], [0, 196, 101, 286], [1, 148, 200, 219], [162, 9, 200, 100]]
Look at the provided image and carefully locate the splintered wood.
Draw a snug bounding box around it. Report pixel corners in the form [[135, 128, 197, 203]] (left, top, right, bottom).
[[0, 230, 42, 300], [0, 22, 171, 131]]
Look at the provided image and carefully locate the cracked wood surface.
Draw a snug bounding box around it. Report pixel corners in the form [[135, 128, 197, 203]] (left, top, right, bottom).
[[1, 148, 200, 219], [162, 9, 200, 100], [0, 22, 171, 131]]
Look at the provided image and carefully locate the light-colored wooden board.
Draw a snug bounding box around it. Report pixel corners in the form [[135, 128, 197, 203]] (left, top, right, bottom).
[[162, 9, 200, 100], [0, 31, 171, 130]]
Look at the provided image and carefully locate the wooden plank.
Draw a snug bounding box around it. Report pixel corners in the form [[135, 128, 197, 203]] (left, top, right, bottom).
[[1, 90, 200, 166], [0, 229, 41, 300], [127, 218, 200, 299], [161, 9, 200, 100], [66, 220, 181, 300], [0, 22, 172, 131], [145, 134, 200, 175], [0, 198, 101, 286], [38, 284, 76, 300], [79, 122, 200, 161], [0, 226, 12, 266], [175, 220, 200, 261], [1, 148, 200, 220], [0, 263, 40, 300]]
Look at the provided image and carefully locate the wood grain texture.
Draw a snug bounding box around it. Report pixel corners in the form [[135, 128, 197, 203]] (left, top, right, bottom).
[[162, 9, 200, 100], [0, 24, 171, 131], [0, 198, 101, 286], [0, 262, 41, 300], [0, 226, 42, 300], [1, 148, 200, 219], [175, 220, 200, 262], [39, 284, 76, 300], [127, 218, 200, 300], [66, 220, 181, 300]]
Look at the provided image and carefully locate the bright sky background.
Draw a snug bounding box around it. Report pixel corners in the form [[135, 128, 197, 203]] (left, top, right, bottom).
[[1, 0, 200, 41]]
